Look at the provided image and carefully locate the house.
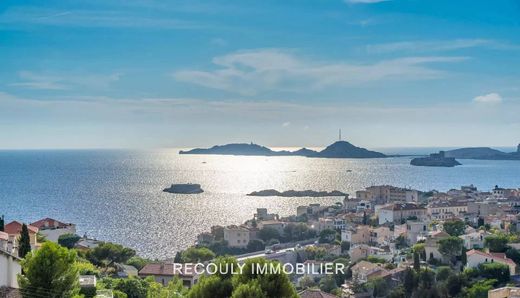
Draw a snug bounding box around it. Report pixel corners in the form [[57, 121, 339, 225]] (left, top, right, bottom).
[[223, 225, 250, 248], [378, 203, 427, 225], [0, 232, 10, 253], [370, 226, 393, 246], [459, 230, 490, 249], [466, 249, 517, 275], [341, 225, 370, 245], [488, 287, 520, 298], [406, 220, 428, 245], [4, 221, 39, 251], [30, 218, 76, 242], [0, 249, 21, 289], [424, 231, 450, 262], [74, 237, 102, 252], [115, 263, 139, 278], [428, 200, 468, 220], [257, 220, 285, 234], [254, 208, 278, 221], [298, 288, 337, 298], [139, 263, 201, 288], [350, 260, 386, 283], [348, 244, 392, 263]]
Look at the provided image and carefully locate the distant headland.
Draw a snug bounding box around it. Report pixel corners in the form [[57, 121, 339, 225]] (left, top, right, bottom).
[[444, 145, 520, 160], [179, 140, 387, 159]]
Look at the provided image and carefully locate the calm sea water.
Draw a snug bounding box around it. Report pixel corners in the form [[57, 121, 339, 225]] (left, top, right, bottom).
[[1, 149, 519, 258]]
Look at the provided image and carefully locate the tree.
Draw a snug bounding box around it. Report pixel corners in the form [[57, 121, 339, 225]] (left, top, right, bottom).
[[299, 276, 316, 289], [435, 266, 453, 281], [506, 247, 520, 264], [395, 235, 407, 249], [443, 219, 466, 237], [246, 239, 265, 252], [58, 233, 81, 249], [318, 275, 337, 293], [465, 279, 496, 298], [88, 242, 136, 266], [461, 246, 467, 266], [485, 234, 509, 253], [174, 251, 182, 263], [257, 227, 281, 242], [445, 274, 462, 297], [369, 278, 389, 297], [18, 223, 32, 258], [231, 281, 266, 298], [340, 241, 350, 253], [232, 258, 298, 298], [438, 236, 463, 263], [362, 212, 368, 225], [388, 286, 405, 298], [478, 262, 510, 284], [114, 278, 148, 298], [125, 256, 151, 271], [403, 268, 417, 297], [189, 275, 233, 298], [181, 247, 216, 263], [413, 251, 420, 271], [0, 214, 4, 231], [18, 242, 80, 298], [318, 229, 336, 244]]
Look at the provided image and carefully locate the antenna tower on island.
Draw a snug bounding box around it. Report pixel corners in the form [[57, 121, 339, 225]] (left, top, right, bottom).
[[339, 129, 342, 141]]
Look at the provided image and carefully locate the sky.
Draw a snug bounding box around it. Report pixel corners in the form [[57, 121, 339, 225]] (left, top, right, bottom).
[[1, 0, 520, 149]]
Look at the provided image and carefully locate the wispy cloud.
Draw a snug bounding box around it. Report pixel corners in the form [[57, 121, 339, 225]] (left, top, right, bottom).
[[10, 71, 122, 90], [473, 93, 503, 104], [365, 39, 520, 54], [0, 7, 201, 30], [173, 49, 466, 95]]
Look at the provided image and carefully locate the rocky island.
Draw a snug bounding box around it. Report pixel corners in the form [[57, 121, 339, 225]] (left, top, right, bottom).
[[410, 151, 462, 167], [247, 189, 347, 197], [163, 183, 204, 194], [179, 140, 386, 159]]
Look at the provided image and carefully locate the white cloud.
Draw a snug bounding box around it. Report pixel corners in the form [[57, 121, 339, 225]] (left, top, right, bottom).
[[173, 49, 466, 95], [10, 71, 122, 90], [473, 93, 503, 104], [365, 39, 520, 54], [345, 0, 390, 4], [282, 122, 291, 127]]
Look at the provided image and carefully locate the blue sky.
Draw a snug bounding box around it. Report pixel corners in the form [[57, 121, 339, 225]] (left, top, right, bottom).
[[1, 0, 519, 149]]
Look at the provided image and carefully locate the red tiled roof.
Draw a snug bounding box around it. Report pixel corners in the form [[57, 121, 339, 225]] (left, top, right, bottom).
[[30, 218, 71, 229], [467, 249, 517, 266], [138, 263, 198, 277], [4, 221, 38, 235]]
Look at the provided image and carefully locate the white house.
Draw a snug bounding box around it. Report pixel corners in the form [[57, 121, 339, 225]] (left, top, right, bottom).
[[0, 249, 21, 289], [30, 218, 76, 242], [378, 203, 427, 225], [466, 249, 517, 275], [459, 230, 490, 250]]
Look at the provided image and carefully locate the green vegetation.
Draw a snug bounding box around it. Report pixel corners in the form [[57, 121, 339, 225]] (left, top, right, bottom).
[[0, 215, 4, 232], [18, 242, 80, 298], [443, 219, 466, 237], [485, 233, 509, 252], [58, 233, 81, 249], [87, 242, 136, 267], [18, 223, 32, 258], [180, 247, 216, 263]]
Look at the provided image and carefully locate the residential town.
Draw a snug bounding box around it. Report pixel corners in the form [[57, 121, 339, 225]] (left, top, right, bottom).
[[3, 184, 520, 297]]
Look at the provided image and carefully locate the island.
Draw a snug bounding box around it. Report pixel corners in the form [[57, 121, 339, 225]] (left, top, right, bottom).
[[247, 189, 347, 197], [410, 151, 462, 167], [163, 183, 204, 194], [444, 144, 520, 160], [179, 141, 386, 159]]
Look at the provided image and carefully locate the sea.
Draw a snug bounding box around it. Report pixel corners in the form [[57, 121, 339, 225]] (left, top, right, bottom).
[[1, 148, 519, 259]]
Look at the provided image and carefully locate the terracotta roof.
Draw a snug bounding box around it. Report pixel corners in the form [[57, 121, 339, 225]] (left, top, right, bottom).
[[467, 249, 517, 266], [139, 263, 199, 277], [30, 218, 72, 229], [298, 289, 337, 298], [4, 221, 38, 235]]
